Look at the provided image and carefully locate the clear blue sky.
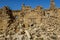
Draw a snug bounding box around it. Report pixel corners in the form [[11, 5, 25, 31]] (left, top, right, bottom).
[[0, 0, 60, 10]]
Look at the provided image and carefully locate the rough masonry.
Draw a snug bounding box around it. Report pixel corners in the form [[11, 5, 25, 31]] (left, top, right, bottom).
[[0, 0, 60, 40]]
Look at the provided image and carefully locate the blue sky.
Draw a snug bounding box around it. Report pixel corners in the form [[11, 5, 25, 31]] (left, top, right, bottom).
[[0, 0, 60, 10]]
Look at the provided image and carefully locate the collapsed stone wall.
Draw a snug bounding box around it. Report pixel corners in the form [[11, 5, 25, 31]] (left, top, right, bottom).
[[0, 5, 60, 40]]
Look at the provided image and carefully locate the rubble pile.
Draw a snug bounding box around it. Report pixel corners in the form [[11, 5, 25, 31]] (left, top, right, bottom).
[[9, 16, 60, 40], [1, 15, 59, 40], [0, 0, 60, 40]]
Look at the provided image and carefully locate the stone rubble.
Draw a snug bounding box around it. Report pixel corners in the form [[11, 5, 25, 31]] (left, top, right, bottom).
[[0, 0, 60, 40]]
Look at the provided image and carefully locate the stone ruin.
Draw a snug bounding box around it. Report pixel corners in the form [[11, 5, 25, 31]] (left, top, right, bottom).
[[0, 0, 60, 40]]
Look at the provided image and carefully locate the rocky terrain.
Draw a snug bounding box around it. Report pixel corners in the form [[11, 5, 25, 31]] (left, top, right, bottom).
[[0, 0, 60, 40], [0, 10, 60, 40]]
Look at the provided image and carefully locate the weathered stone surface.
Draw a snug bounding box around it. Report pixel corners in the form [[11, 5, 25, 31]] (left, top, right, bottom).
[[0, 0, 60, 40]]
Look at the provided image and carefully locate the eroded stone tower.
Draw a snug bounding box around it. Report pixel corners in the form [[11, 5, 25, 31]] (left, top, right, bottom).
[[50, 0, 55, 10]]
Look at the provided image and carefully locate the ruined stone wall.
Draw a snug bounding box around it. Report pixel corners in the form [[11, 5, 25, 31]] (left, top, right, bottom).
[[0, 0, 60, 39]]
